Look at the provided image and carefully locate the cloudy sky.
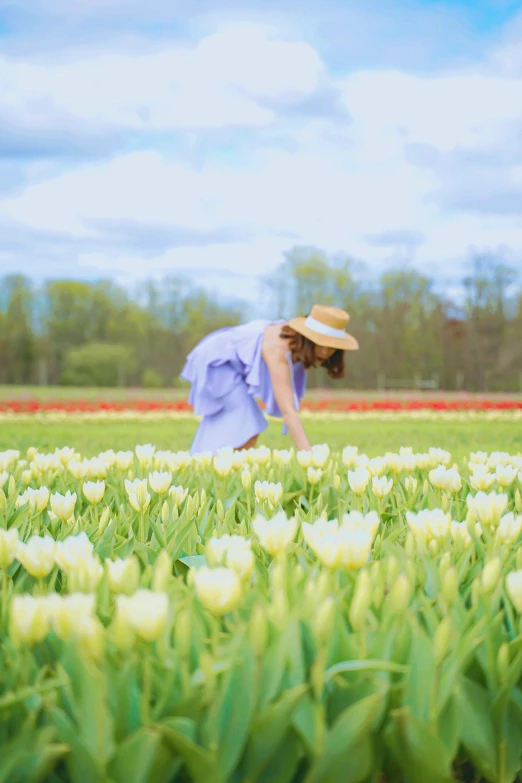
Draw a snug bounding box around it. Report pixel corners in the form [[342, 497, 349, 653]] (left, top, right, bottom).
[[0, 0, 522, 303]]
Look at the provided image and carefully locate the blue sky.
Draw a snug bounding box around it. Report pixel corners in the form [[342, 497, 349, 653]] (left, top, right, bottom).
[[0, 0, 521, 305]]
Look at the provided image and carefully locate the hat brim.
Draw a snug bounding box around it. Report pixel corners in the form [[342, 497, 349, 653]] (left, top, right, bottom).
[[287, 317, 359, 351]]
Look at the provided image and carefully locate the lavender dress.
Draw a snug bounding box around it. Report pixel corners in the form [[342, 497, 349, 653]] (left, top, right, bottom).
[[181, 319, 307, 454]]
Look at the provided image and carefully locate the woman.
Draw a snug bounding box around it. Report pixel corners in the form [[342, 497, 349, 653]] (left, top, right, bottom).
[[181, 304, 359, 454]]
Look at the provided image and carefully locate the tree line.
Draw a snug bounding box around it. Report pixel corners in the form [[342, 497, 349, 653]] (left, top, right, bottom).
[[1, 248, 521, 391]]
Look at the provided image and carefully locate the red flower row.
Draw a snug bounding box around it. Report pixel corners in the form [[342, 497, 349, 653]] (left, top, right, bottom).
[[2, 397, 522, 414]]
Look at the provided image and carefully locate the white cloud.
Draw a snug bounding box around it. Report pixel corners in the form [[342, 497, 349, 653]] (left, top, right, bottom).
[[0, 25, 322, 132], [2, 20, 522, 294], [340, 69, 522, 153]]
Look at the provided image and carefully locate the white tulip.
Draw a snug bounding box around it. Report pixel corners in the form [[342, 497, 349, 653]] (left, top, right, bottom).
[[348, 467, 370, 495], [296, 450, 313, 468], [169, 485, 189, 506], [311, 444, 330, 468], [148, 471, 172, 494], [341, 446, 359, 468], [466, 491, 509, 527], [16, 486, 50, 513], [106, 556, 140, 594], [372, 475, 393, 498], [55, 532, 94, 571], [368, 457, 386, 477], [115, 451, 134, 470], [495, 513, 522, 545], [307, 467, 323, 485], [194, 567, 242, 615], [115, 589, 168, 641], [0, 528, 19, 569], [135, 444, 156, 465], [252, 511, 298, 555], [16, 535, 56, 578], [83, 480, 105, 504], [50, 491, 77, 521], [496, 465, 518, 488]]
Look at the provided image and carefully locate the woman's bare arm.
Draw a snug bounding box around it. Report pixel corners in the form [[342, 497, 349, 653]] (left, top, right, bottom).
[[261, 344, 311, 451]]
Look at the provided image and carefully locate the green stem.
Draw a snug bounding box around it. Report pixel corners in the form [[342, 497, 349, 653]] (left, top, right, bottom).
[[211, 616, 220, 657], [429, 667, 441, 733], [499, 740, 506, 783], [141, 650, 151, 726], [314, 701, 326, 757], [1, 571, 7, 629], [139, 512, 145, 544]]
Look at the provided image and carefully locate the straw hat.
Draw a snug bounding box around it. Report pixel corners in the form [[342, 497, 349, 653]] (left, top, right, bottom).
[[287, 304, 359, 351]]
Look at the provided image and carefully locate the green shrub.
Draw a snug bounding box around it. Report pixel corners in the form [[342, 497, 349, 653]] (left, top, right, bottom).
[[141, 368, 164, 388], [60, 342, 134, 387]]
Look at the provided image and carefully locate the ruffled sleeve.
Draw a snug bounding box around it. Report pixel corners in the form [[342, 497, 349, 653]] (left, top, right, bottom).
[[181, 328, 241, 417]]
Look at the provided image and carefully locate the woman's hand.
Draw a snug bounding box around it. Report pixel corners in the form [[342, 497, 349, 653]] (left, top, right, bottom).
[[261, 344, 311, 451]]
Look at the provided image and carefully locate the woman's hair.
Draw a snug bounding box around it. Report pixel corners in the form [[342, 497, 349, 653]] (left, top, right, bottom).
[[279, 324, 345, 379]]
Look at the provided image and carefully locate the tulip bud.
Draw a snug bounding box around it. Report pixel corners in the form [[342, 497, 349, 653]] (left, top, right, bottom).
[[349, 570, 372, 631], [249, 602, 268, 657], [152, 549, 172, 592], [7, 475, 16, 499], [433, 617, 451, 665], [185, 495, 195, 521], [481, 557, 502, 594], [404, 476, 418, 494], [10, 595, 50, 646], [21, 470, 32, 486], [404, 532, 415, 557], [0, 528, 18, 569], [157, 501, 168, 528], [98, 506, 111, 535], [199, 650, 216, 695], [241, 470, 252, 490], [516, 490, 522, 514], [174, 607, 192, 658], [216, 500, 225, 521], [106, 556, 140, 595], [441, 566, 458, 605], [388, 573, 411, 615], [386, 556, 399, 586], [316, 493, 324, 513], [439, 552, 451, 578], [313, 596, 336, 647], [497, 642, 509, 683], [422, 479, 429, 494], [333, 474, 341, 491]]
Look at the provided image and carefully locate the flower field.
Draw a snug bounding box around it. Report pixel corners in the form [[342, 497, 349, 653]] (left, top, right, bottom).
[[2, 394, 522, 419], [2, 435, 522, 782]]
